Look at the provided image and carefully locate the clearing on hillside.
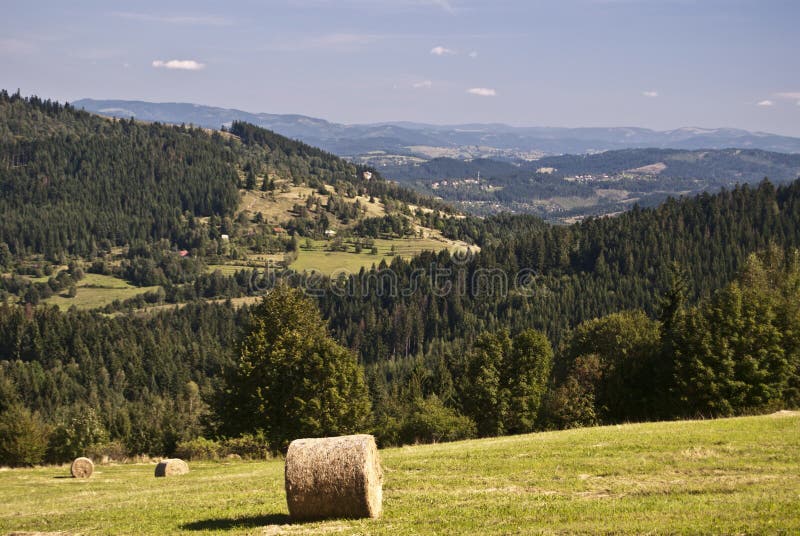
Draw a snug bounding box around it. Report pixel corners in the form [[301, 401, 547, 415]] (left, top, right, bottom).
[[40, 273, 161, 311]]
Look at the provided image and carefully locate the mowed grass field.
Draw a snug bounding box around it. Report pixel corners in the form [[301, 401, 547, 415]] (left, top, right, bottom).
[[1, 413, 799, 535], [41, 273, 161, 311], [207, 237, 473, 277], [290, 238, 467, 275]]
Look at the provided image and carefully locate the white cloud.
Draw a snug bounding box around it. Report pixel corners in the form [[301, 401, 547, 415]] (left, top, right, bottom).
[[642, 90, 659, 98], [468, 51, 478, 59], [430, 45, 455, 56], [152, 59, 205, 71], [757, 100, 775, 107], [412, 80, 433, 89], [467, 87, 496, 97], [775, 92, 800, 100]]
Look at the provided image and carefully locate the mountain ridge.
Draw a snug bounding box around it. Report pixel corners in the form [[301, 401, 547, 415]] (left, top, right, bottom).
[[73, 98, 800, 156]]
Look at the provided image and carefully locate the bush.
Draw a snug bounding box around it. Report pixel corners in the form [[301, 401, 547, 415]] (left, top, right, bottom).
[[542, 376, 598, 430], [222, 433, 272, 460], [175, 437, 222, 461], [172, 434, 272, 461], [85, 440, 127, 463], [47, 407, 109, 463], [0, 405, 50, 467], [372, 414, 402, 448], [400, 396, 477, 445]]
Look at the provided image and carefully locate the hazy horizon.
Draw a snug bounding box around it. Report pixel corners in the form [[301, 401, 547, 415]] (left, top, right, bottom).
[[71, 96, 800, 136]]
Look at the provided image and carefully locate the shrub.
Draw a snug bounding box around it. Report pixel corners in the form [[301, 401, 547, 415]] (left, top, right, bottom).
[[400, 396, 477, 445], [47, 407, 109, 463], [85, 440, 128, 462], [222, 433, 272, 460], [542, 375, 598, 430], [174, 437, 222, 461]]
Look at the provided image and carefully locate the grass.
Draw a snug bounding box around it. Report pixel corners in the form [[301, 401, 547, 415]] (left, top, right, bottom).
[[289, 238, 464, 275], [1, 413, 799, 534], [42, 273, 161, 310], [238, 184, 387, 227], [206, 264, 264, 276]]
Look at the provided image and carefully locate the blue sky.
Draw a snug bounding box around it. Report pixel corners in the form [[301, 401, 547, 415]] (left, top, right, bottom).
[[1, 0, 799, 134]]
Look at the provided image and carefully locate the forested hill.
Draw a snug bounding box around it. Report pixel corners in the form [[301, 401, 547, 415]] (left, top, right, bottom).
[[2, 90, 800, 464], [2, 178, 800, 458], [0, 91, 436, 259], [323, 179, 800, 362], [0, 95, 239, 257]]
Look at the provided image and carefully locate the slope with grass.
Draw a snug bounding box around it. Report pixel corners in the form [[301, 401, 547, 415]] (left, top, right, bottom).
[[42, 273, 161, 310], [289, 237, 471, 276], [1, 413, 798, 535]]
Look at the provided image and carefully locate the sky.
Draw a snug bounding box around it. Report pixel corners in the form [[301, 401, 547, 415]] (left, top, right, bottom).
[[1, 0, 799, 135]]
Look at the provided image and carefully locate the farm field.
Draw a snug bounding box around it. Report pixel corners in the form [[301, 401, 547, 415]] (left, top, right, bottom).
[[289, 237, 470, 275], [41, 273, 161, 311], [1, 413, 798, 535]]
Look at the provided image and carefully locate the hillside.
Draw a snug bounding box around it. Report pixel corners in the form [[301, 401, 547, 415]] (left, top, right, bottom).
[[74, 98, 800, 158], [2, 91, 800, 477], [1, 413, 798, 534], [2, 178, 800, 457], [0, 92, 467, 309], [67, 98, 800, 222], [382, 148, 800, 219]]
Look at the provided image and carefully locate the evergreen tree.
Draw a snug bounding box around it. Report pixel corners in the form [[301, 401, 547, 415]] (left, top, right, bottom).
[[672, 251, 794, 416], [504, 329, 553, 434], [0, 404, 50, 467], [461, 328, 552, 436]]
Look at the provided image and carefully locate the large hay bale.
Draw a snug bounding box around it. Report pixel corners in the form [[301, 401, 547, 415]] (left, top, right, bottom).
[[285, 434, 382, 521], [154, 458, 189, 477], [70, 457, 94, 478]]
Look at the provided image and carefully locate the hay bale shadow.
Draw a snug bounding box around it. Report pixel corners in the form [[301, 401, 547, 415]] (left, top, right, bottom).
[[181, 514, 292, 531]]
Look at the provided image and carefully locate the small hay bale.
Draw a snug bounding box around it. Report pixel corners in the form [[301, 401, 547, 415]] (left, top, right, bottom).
[[154, 458, 189, 477], [285, 434, 382, 521], [70, 457, 94, 479]]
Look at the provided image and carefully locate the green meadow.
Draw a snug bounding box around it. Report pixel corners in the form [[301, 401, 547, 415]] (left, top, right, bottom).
[[290, 238, 462, 276], [1, 413, 798, 535], [40, 273, 161, 311]]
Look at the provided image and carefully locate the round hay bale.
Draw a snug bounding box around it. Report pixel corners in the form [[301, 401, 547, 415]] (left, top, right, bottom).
[[70, 457, 94, 479], [154, 458, 189, 477], [285, 434, 382, 521]]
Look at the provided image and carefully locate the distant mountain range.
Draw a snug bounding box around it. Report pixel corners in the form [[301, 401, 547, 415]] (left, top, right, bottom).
[[73, 99, 800, 158]]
